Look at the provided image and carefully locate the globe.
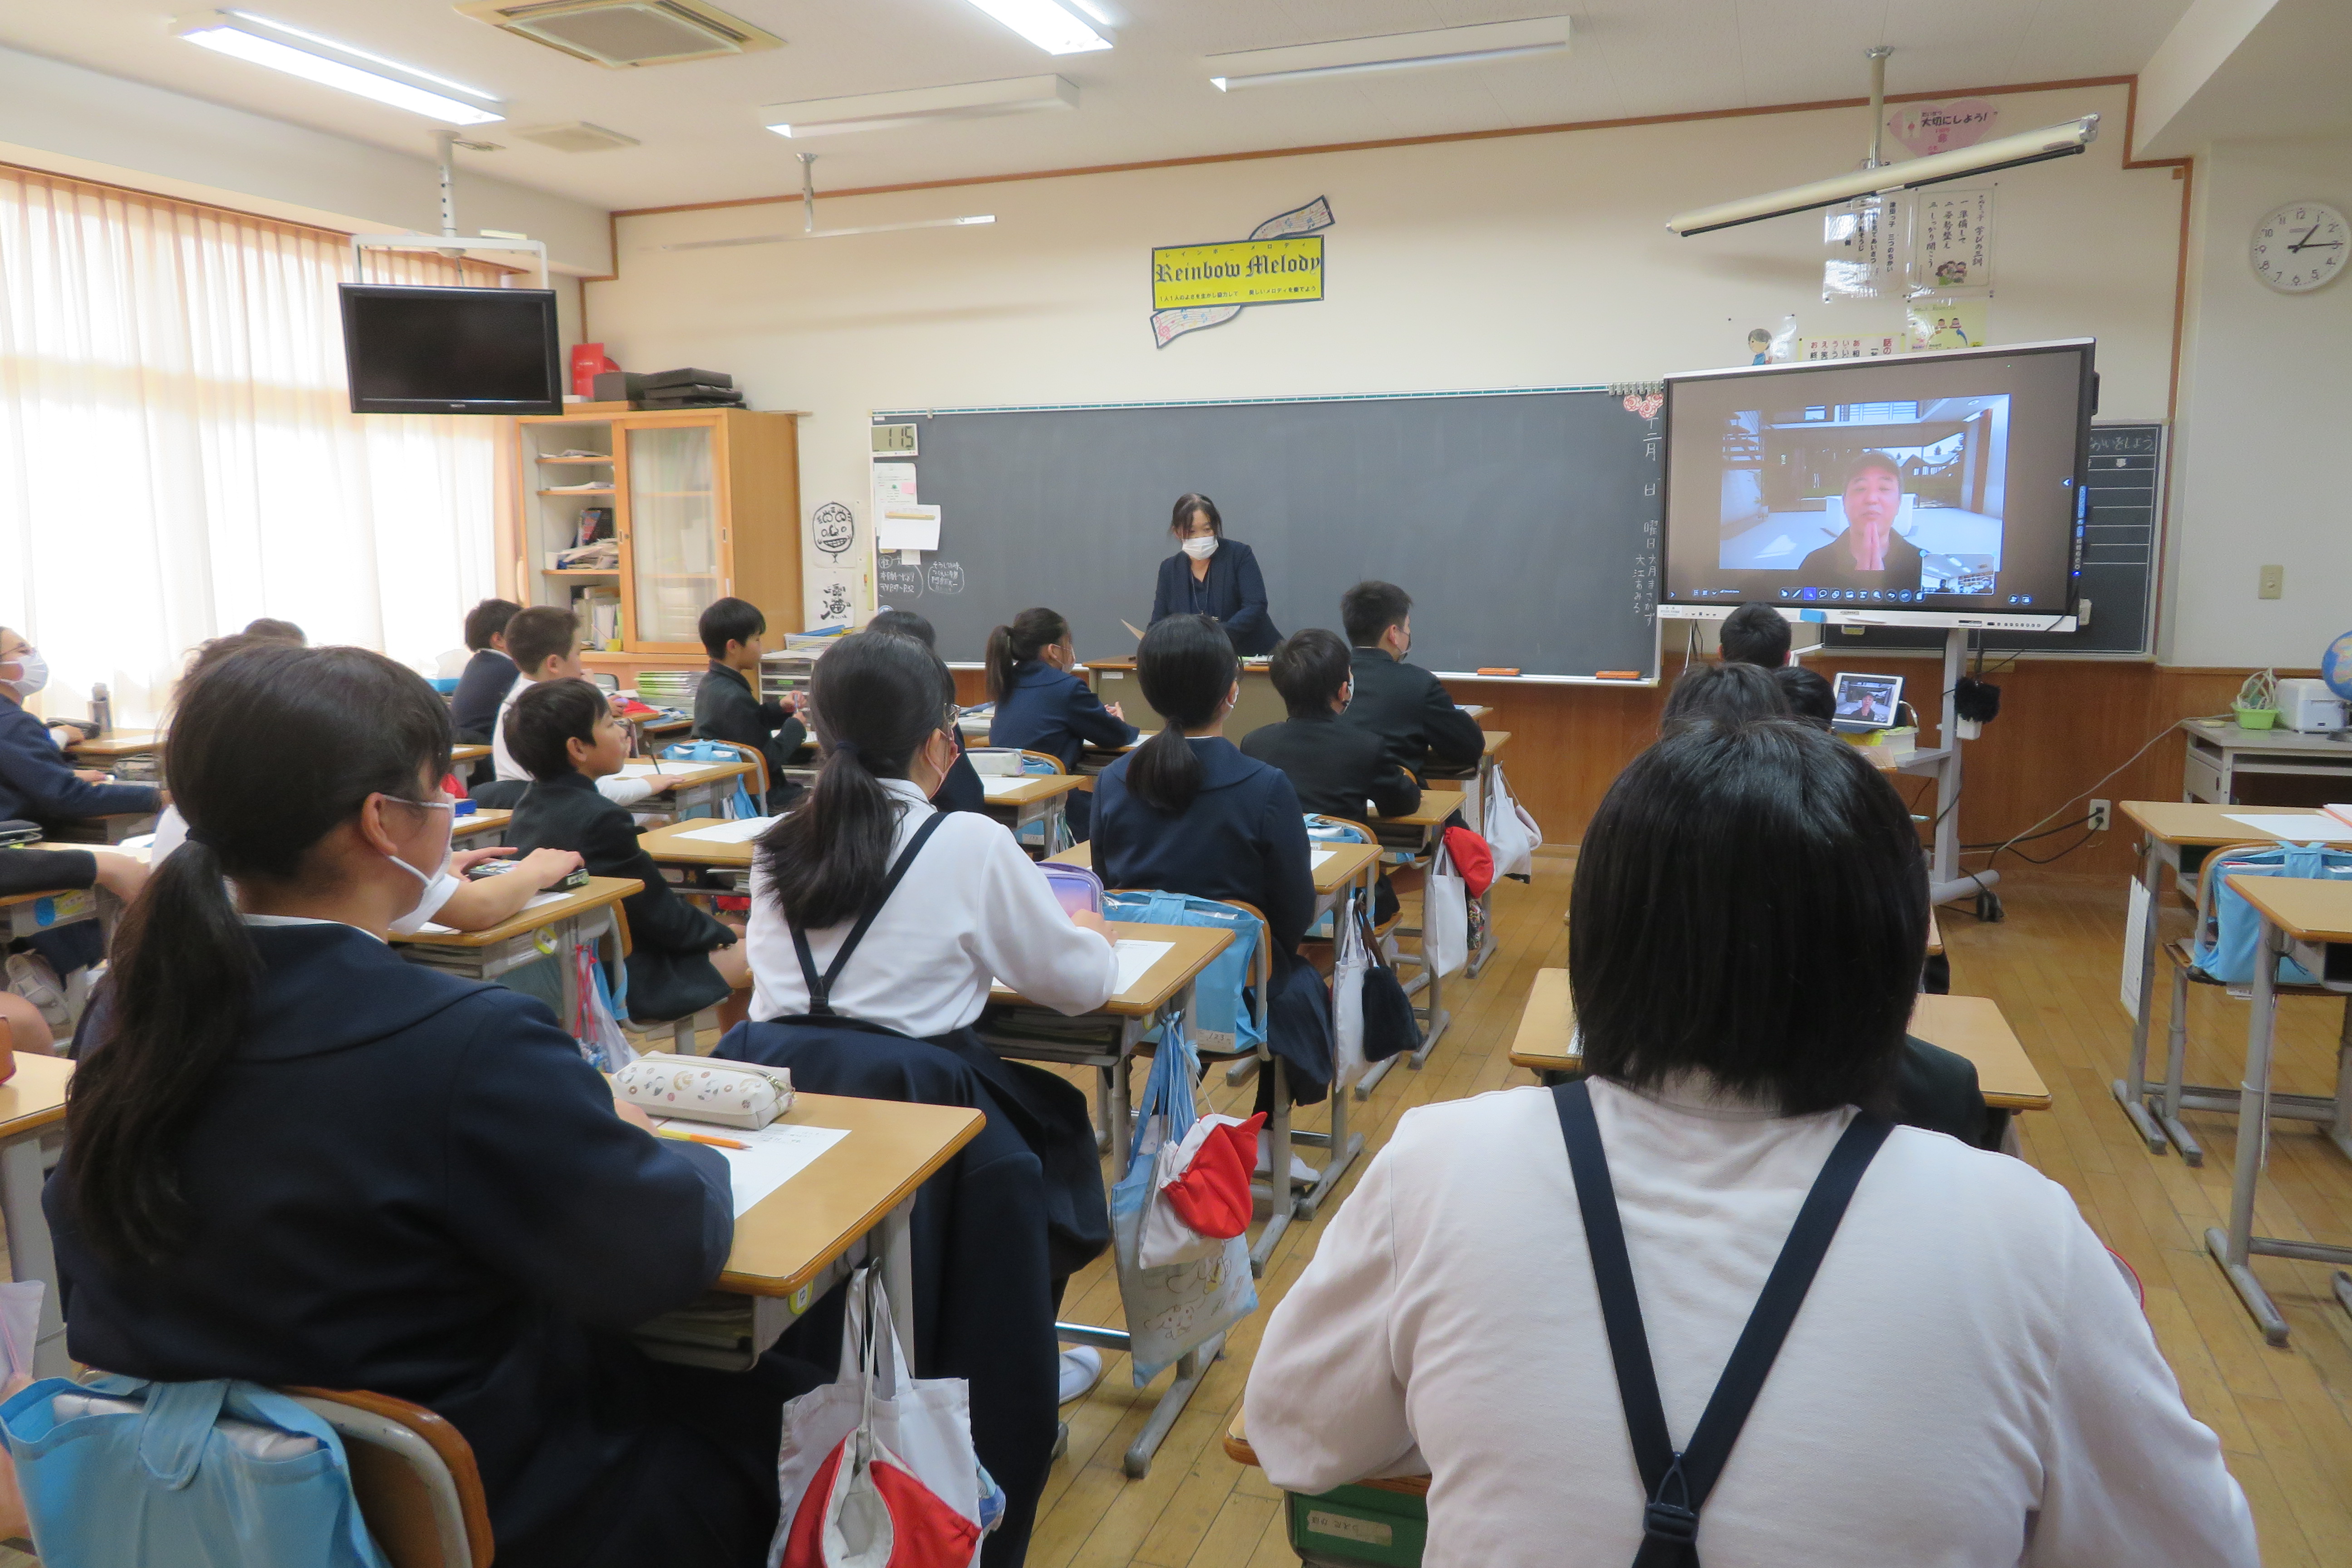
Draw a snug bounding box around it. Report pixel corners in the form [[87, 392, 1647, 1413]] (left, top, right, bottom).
[[2326, 631, 2352, 704]]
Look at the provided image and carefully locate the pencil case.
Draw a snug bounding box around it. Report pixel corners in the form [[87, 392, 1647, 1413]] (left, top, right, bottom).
[[612, 1053, 794, 1129]]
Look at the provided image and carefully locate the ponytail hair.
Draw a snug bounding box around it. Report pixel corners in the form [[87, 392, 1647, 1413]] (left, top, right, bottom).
[[760, 632, 953, 931], [68, 644, 451, 1264], [983, 606, 1069, 704], [1124, 614, 1236, 815]]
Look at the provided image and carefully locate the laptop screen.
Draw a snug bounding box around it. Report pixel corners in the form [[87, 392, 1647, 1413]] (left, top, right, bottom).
[[1832, 672, 1903, 727]]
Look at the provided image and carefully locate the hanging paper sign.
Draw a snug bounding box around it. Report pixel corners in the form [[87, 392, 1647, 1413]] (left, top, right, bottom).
[[1886, 99, 1998, 158], [1904, 299, 1989, 352], [1823, 193, 1906, 300], [810, 502, 856, 559], [1911, 188, 1994, 295], [1151, 196, 1333, 347]]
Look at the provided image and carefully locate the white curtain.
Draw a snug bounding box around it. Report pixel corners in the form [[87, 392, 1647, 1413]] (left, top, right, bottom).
[[0, 164, 500, 723]]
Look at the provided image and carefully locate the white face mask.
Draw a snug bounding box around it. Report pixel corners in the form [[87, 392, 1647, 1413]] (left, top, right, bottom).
[[3, 645, 49, 698], [1181, 535, 1219, 561], [380, 797, 456, 934]]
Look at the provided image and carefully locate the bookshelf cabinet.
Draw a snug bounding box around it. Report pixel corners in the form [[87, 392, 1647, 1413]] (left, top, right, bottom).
[[513, 408, 804, 661]]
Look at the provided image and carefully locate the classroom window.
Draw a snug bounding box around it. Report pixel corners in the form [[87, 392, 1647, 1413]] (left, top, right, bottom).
[[0, 163, 503, 720]]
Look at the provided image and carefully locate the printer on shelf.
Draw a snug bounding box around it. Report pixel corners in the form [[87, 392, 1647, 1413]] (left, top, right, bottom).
[[2274, 677, 2349, 733]]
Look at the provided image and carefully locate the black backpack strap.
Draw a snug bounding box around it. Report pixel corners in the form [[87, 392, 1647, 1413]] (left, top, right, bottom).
[[790, 810, 951, 1016], [1553, 1079, 1891, 1566]]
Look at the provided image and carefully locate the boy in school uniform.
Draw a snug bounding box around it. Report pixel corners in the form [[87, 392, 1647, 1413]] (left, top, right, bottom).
[[1333, 582, 1485, 784], [692, 598, 806, 814], [1718, 601, 1792, 668], [486, 607, 663, 811], [507, 679, 751, 1028], [451, 598, 523, 744], [1242, 628, 1421, 925]]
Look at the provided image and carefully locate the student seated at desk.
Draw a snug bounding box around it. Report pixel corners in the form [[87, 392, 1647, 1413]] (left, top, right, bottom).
[[1774, 663, 1838, 728], [985, 606, 1137, 842], [486, 607, 666, 811], [693, 597, 806, 814], [1247, 717, 2256, 1568], [1718, 600, 1791, 667], [241, 617, 305, 643], [1093, 615, 1332, 1176], [868, 608, 986, 815], [0, 626, 162, 1010], [1334, 582, 1484, 784], [147, 632, 586, 941], [48, 642, 807, 1568], [1241, 627, 1419, 925], [1661, 659, 1784, 732], [508, 679, 750, 1029], [450, 597, 522, 745], [0, 844, 146, 1055]]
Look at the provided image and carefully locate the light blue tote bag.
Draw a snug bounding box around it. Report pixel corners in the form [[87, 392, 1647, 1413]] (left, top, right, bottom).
[[1, 1375, 390, 1568], [2192, 842, 2352, 985], [1103, 890, 1264, 1056]]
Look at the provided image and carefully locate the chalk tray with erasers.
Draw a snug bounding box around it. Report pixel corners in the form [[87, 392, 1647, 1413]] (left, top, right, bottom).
[[613, 1052, 794, 1130], [467, 858, 592, 891]]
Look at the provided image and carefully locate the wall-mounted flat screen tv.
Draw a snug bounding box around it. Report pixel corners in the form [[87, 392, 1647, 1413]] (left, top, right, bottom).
[[339, 284, 562, 415]]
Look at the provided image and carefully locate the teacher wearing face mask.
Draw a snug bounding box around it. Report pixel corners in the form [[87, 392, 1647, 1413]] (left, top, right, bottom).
[[1149, 493, 1281, 656]]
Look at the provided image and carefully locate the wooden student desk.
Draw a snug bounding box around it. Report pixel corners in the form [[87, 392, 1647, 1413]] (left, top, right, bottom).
[[637, 1093, 984, 1373], [977, 921, 1232, 1478], [0, 1054, 75, 1378], [1507, 969, 2051, 1113], [1353, 789, 1466, 1099], [450, 807, 510, 848], [977, 772, 1086, 857], [450, 744, 490, 767], [623, 758, 757, 822], [390, 875, 638, 1034], [61, 729, 161, 761], [0, 883, 103, 946], [638, 816, 767, 902], [2112, 802, 2352, 1162], [2206, 874, 2352, 1344]]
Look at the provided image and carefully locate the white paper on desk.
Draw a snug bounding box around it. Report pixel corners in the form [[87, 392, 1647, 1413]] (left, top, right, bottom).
[[619, 762, 666, 777], [1310, 849, 1335, 870], [2120, 874, 2150, 1022], [1113, 939, 1175, 994], [678, 817, 776, 844], [411, 889, 573, 939], [656, 1119, 850, 1219], [979, 775, 1031, 799], [877, 505, 941, 552], [2224, 813, 2352, 842]]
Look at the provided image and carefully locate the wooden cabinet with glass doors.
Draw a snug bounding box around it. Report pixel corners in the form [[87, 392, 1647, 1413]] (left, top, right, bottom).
[[513, 408, 803, 662]]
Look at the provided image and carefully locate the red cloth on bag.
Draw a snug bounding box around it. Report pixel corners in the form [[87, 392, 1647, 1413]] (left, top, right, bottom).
[[1442, 825, 1495, 897], [1160, 1112, 1266, 1240], [780, 1438, 982, 1568]]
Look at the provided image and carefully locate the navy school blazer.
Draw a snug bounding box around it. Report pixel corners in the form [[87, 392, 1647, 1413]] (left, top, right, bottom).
[[0, 698, 159, 828], [450, 648, 519, 744], [990, 661, 1136, 840], [47, 923, 736, 1555], [1149, 539, 1281, 656]]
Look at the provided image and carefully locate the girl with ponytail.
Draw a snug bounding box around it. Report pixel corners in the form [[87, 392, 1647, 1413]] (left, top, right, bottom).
[[985, 606, 1136, 842], [49, 641, 794, 1568], [1092, 614, 1331, 1176]]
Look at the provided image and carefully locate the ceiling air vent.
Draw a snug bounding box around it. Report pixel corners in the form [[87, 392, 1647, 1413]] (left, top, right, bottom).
[[513, 121, 641, 152], [455, 0, 782, 68]]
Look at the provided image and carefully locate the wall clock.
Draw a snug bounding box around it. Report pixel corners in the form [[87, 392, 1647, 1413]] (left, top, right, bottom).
[[2251, 201, 2347, 293]]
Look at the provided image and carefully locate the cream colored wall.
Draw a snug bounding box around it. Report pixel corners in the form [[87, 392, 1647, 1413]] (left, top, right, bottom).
[[586, 83, 2182, 633], [2164, 135, 2352, 668]]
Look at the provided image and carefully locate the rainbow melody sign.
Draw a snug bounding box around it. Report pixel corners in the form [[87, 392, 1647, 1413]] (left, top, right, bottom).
[[1150, 196, 1333, 347]]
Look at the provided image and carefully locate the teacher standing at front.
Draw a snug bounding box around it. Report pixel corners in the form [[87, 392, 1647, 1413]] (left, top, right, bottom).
[[1150, 493, 1281, 656]]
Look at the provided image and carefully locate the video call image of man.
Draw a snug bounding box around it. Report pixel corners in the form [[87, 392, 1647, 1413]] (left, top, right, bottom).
[[1798, 451, 1923, 592]]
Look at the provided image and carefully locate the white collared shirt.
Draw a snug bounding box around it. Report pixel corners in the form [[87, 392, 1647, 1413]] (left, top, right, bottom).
[[746, 777, 1117, 1037], [492, 678, 653, 806]]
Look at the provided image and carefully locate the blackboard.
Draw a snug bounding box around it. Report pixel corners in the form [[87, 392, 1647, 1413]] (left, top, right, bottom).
[[1841, 421, 2163, 657], [867, 387, 1663, 680]]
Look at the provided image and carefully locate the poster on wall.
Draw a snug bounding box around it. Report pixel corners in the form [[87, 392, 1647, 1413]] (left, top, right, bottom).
[[1822, 194, 1907, 300], [1904, 299, 1989, 352], [1885, 99, 1999, 158], [808, 567, 862, 627], [1151, 196, 1333, 347], [1911, 188, 1994, 295]]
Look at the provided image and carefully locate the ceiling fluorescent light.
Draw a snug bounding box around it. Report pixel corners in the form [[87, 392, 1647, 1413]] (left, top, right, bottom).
[[764, 75, 1077, 138], [962, 0, 1112, 55], [173, 11, 504, 125], [1666, 116, 2099, 236], [1207, 16, 1567, 91]]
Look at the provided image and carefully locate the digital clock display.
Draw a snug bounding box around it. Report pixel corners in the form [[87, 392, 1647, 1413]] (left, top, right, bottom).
[[871, 423, 918, 456]]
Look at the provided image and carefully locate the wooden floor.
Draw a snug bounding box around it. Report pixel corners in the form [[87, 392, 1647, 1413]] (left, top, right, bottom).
[[1031, 858, 2352, 1568]]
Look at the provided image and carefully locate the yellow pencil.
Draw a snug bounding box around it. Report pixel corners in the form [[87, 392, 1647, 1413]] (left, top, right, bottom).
[[654, 1127, 748, 1151]]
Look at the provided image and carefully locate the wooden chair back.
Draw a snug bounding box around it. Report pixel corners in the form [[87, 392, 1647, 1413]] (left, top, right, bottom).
[[283, 1387, 492, 1568]]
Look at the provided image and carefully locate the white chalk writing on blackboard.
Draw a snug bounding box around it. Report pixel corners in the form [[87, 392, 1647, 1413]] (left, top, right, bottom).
[[926, 561, 966, 595]]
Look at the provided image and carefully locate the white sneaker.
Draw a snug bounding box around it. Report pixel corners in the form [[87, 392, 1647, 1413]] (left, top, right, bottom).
[[1058, 1347, 1104, 1404], [1253, 1131, 1321, 1185], [5, 953, 70, 1034]]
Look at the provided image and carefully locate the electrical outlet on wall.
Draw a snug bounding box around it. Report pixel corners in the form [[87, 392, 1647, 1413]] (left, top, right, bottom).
[[2259, 564, 2284, 600], [2089, 800, 2112, 833]]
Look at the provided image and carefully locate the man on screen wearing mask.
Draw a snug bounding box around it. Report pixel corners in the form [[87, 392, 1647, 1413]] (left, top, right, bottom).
[[0, 626, 165, 1020], [1333, 582, 1485, 785]]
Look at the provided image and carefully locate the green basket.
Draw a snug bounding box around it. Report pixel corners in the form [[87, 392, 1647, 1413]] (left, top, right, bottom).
[[2235, 706, 2280, 731], [1285, 1483, 1428, 1568]]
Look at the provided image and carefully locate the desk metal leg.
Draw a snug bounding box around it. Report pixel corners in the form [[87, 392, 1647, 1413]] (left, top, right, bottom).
[[1251, 1058, 1293, 1276], [1055, 1320, 1223, 1480], [2156, 965, 2205, 1166], [2112, 836, 2171, 1154], [1282, 878, 1364, 1220], [876, 1195, 916, 1328], [2331, 999, 2352, 1166], [1, 1133, 67, 1378], [2206, 914, 2291, 1345]]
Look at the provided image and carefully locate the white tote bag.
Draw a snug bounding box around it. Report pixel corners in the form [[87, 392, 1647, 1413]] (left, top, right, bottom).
[[770, 1269, 997, 1568], [1421, 843, 1469, 979], [1329, 905, 1370, 1091], [1481, 762, 1541, 880]]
